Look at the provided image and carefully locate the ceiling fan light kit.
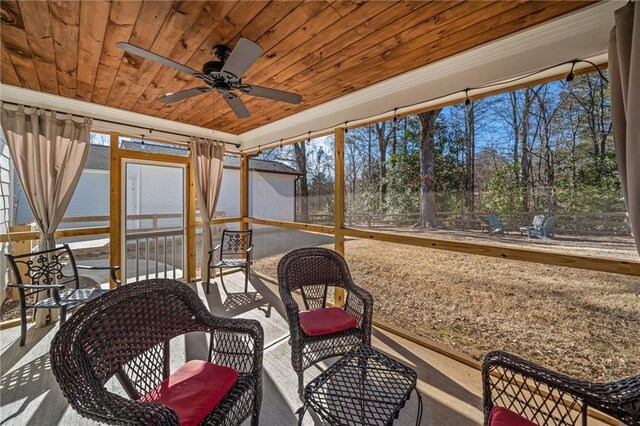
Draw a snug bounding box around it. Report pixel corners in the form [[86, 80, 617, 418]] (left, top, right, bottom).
[[116, 38, 302, 119]]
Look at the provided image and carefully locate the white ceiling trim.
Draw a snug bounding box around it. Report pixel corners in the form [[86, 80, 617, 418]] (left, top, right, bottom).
[[240, 1, 620, 150], [0, 84, 241, 145]]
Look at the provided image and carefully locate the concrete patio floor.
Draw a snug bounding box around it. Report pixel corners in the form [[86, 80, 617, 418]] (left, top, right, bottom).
[[0, 271, 488, 425]]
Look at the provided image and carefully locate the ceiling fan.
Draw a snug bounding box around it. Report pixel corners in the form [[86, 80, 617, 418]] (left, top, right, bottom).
[[116, 38, 302, 118]]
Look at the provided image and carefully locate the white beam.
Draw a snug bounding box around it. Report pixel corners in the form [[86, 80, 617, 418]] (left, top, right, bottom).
[[0, 84, 241, 146]]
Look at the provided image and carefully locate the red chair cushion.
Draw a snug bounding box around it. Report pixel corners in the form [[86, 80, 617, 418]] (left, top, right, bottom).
[[299, 307, 359, 336], [489, 407, 537, 426], [140, 360, 238, 426]]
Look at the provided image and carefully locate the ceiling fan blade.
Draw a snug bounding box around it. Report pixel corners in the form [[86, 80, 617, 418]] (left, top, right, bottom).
[[221, 38, 264, 80], [223, 94, 251, 118], [158, 87, 211, 103], [243, 85, 302, 104], [116, 42, 201, 77]]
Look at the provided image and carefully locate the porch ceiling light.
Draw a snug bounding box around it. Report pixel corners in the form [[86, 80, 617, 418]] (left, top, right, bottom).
[[464, 89, 471, 106], [565, 60, 577, 84]]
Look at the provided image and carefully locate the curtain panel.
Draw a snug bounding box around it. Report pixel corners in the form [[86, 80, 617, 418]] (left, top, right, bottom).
[[610, 1, 640, 256], [191, 137, 225, 289], [1, 104, 92, 324]]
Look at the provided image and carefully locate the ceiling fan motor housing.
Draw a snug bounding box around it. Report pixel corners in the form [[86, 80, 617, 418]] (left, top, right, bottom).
[[212, 44, 231, 62]]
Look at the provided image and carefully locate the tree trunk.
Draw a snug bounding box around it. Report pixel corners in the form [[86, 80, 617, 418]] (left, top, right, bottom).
[[417, 110, 441, 227], [464, 101, 476, 212], [509, 92, 520, 210], [293, 142, 309, 222], [520, 89, 532, 211], [375, 122, 389, 209]]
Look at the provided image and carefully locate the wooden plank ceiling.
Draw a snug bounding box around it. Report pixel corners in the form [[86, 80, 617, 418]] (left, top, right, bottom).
[[0, 1, 594, 135]]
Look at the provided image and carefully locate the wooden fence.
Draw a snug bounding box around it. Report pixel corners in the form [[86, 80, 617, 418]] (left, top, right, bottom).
[[308, 211, 631, 236]]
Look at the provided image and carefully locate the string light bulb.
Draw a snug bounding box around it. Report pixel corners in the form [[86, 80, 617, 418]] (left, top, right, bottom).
[[565, 60, 577, 84], [392, 108, 398, 129], [464, 89, 471, 106], [344, 121, 349, 134], [307, 131, 311, 143]]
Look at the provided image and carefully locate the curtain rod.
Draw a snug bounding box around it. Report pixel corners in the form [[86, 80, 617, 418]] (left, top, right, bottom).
[[0, 101, 241, 148]]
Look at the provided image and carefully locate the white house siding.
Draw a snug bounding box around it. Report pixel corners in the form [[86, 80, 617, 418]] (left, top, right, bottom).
[[1, 133, 11, 303], [215, 169, 240, 218], [126, 163, 184, 229], [13, 170, 111, 228], [64, 170, 110, 228], [249, 171, 296, 221], [13, 164, 296, 231]]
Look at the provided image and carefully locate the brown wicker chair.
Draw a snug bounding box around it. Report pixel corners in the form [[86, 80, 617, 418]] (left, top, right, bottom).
[[207, 229, 253, 294], [50, 279, 263, 426], [482, 350, 640, 426], [277, 247, 373, 394], [6, 243, 120, 346]]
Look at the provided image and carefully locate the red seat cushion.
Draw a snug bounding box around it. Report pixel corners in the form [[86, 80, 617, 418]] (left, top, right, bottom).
[[489, 407, 537, 426], [299, 307, 359, 336], [139, 360, 238, 426]]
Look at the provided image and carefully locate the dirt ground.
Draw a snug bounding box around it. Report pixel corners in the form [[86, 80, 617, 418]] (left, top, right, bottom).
[[252, 229, 639, 382]]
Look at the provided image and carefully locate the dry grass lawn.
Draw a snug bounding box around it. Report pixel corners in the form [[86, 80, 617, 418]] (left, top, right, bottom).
[[254, 237, 640, 382]]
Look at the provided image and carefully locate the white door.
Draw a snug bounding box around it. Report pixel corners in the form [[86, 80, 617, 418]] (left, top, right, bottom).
[[122, 160, 186, 283]]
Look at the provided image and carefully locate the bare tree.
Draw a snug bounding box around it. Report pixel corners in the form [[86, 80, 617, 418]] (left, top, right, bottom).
[[293, 142, 309, 222], [374, 122, 391, 207], [464, 101, 476, 212]]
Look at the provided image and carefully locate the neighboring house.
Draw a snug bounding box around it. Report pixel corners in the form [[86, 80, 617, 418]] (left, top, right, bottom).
[[13, 142, 301, 229]]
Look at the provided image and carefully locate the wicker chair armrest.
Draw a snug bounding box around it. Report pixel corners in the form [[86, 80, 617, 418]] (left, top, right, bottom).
[[344, 282, 373, 336], [70, 384, 179, 425], [345, 283, 373, 315], [7, 283, 65, 290], [206, 316, 264, 378], [279, 289, 301, 330], [345, 282, 373, 307], [482, 350, 640, 423], [77, 265, 121, 288]]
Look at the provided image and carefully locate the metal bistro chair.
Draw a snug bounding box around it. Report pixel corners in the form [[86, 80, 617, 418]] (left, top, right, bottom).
[[207, 229, 253, 294], [278, 247, 373, 394], [483, 350, 640, 425], [50, 279, 264, 426], [6, 244, 120, 346]]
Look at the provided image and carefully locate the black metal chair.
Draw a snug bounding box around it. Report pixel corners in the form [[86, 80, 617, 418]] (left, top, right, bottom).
[[277, 247, 373, 394], [5, 243, 120, 346], [482, 350, 640, 426], [207, 229, 253, 294], [50, 279, 264, 426]]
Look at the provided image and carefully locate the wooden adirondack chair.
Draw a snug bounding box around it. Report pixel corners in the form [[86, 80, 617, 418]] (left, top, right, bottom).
[[519, 214, 545, 235], [482, 214, 509, 235], [527, 216, 556, 239]]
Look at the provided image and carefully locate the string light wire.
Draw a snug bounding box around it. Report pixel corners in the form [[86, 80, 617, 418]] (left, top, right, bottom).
[[245, 58, 606, 154]]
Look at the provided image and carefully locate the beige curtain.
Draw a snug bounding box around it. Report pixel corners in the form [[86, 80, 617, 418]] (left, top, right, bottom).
[[1, 104, 92, 324], [610, 1, 640, 256], [191, 137, 224, 289]]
